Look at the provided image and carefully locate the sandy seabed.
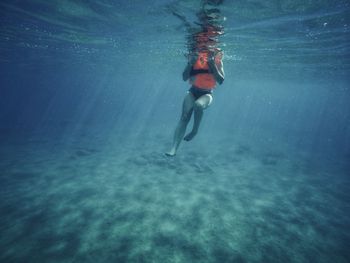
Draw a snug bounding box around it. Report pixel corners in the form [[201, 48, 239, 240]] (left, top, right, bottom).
[[0, 132, 349, 263]]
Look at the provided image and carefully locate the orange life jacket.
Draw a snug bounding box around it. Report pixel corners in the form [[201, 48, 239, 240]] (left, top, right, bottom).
[[190, 52, 221, 90]]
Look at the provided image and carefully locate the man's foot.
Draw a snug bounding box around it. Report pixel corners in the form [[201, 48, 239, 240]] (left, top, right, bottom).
[[184, 131, 197, 141], [165, 149, 176, 157]]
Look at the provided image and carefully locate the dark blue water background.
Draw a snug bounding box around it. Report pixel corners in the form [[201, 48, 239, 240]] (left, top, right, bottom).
[[1, 0, 349, 160]]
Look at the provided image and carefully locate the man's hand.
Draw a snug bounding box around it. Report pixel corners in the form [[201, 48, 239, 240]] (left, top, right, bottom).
[[208, 49, 219, 62], [207, 51, 216, 66], [188, 52, 198, 65]]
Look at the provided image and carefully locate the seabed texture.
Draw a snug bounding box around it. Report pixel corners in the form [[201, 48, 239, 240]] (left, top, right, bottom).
[[0, 132, 349, 263]]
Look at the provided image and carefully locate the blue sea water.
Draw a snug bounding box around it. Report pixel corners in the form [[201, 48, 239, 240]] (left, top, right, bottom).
[[0, 1, 350, 262]]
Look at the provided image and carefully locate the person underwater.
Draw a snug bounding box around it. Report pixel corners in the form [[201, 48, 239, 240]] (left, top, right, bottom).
[[165, 45, 225, 157], [165, 4, 225, 156]]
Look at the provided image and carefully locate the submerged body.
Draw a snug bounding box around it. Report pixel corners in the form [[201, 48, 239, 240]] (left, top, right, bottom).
[[166, 50, 224, 156]]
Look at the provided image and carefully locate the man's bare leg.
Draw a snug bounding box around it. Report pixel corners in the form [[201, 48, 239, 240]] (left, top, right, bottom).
[[184, 94, 213, 141], [166, 93, 195, 156]]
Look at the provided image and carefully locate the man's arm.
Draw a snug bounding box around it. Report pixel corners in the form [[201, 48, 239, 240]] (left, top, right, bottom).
[[182, 62, 192, 81], [208, 54, 225, 85], [182, 53, 198, 81]]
